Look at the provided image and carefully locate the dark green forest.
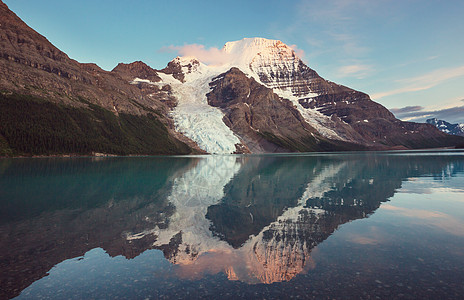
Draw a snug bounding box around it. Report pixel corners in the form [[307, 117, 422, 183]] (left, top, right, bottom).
[[0, 93, 193, 156]]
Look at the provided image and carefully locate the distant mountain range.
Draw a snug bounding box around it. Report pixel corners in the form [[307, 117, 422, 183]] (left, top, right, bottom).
[[426, 118, 464, 137], [1, 0, 462, 156]]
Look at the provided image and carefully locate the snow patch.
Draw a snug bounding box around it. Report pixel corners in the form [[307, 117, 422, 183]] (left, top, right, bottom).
[[130, 78, 152, 84], [273, 88, 344, 140]]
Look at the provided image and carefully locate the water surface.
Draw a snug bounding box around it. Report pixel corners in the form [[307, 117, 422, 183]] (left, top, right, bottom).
[[1, 151, 464, 299]]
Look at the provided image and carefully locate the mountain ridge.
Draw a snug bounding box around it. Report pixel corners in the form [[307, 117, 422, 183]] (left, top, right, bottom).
[[426, 118, 464, 137], [0, 0, 202, 156]]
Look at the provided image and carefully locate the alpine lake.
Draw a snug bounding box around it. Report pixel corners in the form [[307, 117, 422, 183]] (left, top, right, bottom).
[[1, 150, 464, 299]]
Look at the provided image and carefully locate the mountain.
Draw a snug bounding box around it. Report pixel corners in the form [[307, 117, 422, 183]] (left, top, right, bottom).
[[426, 118, 464, 137], [1, 1, 462, 156], [136, 38, 463, 153], [0, 1, 199, 156]]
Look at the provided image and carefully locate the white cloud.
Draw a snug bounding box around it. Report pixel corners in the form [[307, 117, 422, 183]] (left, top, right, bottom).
[[297, 0, 374, 23], [371, 85, 434, 100], [372, 65, 464, 100], [390, 106, 424, 115], [288, 44, 306, 60], [399, 65, 464, 85], [391, 105, 464, 124], [159, 44, 231, 65], [328, 32, 370, 57], [337, 64, 373, 78], [293, 0, 377, 57], [158, 41, 306, 66]]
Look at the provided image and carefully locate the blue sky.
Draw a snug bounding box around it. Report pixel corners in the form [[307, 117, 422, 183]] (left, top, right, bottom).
[[4, 0, 464, 123]]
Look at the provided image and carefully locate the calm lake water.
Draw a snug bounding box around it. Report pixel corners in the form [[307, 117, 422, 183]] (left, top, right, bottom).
[[1, 151, 464, 299]]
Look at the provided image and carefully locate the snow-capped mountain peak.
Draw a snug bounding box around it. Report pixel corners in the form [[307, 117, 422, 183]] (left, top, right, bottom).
[[169, 37, 303, 82], [223, 37, 286, 53], [164, 38, 304, 88], [426, 118, 464, 136], [221, 38, 304, 90], [222, 37, 298, 69], [171, 55, 200, 66], [170, 56, 206, 78]]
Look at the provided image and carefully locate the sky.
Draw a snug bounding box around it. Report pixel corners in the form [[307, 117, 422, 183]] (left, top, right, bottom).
[[4, 0, 464, 123]]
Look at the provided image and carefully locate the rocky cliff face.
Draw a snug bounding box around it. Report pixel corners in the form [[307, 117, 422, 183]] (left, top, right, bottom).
[[112, 61, 178, 109], [112, 61, 161, 83], [237, 39, 340, 97], [207, 67, 360, 152]]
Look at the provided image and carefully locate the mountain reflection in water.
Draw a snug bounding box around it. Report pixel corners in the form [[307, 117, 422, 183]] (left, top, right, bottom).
[[1, 152, 464, 299]]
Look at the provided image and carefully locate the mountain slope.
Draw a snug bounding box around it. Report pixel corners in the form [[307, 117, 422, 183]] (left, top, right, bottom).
[[0, 1, 198, 156]]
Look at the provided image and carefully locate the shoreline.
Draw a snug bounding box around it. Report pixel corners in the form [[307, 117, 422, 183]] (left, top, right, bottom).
[[1, 147, 463, 159]]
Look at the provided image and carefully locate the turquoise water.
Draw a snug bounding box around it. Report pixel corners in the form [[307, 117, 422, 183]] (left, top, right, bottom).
[[1, 151, 464, 299]]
